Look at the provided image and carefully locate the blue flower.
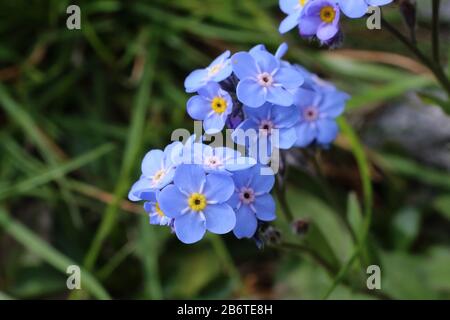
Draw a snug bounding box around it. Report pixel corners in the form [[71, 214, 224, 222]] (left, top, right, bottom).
[[279, 0, 310, 34], [128, 143, 179, 201], [232, 103, 299, 161], [337, 0, 393, 19], [185, 143, 256, 173], [138, 190, 173, 226], [228, 164, 276, 239], [158, 164, 236, 244], [231, 50, 303, 108], [187, 82, 233, 134], [293, 87, 349, 147], [184, 51, 233, 93], [299, 0, 341, 42]]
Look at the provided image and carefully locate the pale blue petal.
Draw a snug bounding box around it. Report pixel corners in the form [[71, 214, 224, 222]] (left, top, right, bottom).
[[337, 0, 368, 18], [187, 95, 210, 120], [204, 203, 236, 234], [173, 164, 206, 194], [248, 165, 275, 194], [158, 185, 188, 218], [204, 173, 234, 203], [317, 23, 339, 41], [275, 66, 304, 89], [251, 50, 279, 73], [280, 0, 299, 14], [204, 114, 227, 134], [277, 127, 298, 149], [271, 104, 299, 128], [174, 213, 206, 244], [227, 192, 240, 209], [231, 52, 259, 80], [279, 12, 301, 34], [299, 15, 320, 37], [316, 118, 339, 145], [141, 149, 164, 177], [236, 78, 266, 108], [266, 86, 293, 106], [198, 81, 221, 99], [295, 122, 317, 147], [233, 205, 258, 239], [184, 69, 208, 93], [254, 194, 276, 221]]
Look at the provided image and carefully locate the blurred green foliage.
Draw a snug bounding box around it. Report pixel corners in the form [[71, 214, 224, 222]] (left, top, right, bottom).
[[0, 0, 449, 299]]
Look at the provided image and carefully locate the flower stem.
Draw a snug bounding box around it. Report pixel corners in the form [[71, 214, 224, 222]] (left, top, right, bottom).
[[381, 16, 450, 97], [432, 0, 441, 66]]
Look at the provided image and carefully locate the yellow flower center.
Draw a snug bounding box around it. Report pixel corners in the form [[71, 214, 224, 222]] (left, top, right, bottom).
[[320, 6, 335, 23], [188, 193, 207, 212], [155, 202, 165, 217], [299, 0, 307, 7], [211, 97, 227, 114]]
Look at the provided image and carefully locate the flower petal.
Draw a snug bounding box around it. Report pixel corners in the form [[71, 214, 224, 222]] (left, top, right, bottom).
[[266, 86, 293, 107], [204, 203, 236, 234], [231, 52, 259, 80], [277, 127, 298, 149], [316, 118, 339, 145], [174, 213, 206, 244], [184, 69, 208, 93], [158, 185, 188, 218], [173, 164, 206, 194], [248, 165, 275, 194], [253, 194, 276, 221], [295, 122, 317, 147], [141, 150, 164, 177], [187, 95, 210, 121], [299, 15, 321, 37], [203, 114, 227, 134], [236, 78, 266, 108], [279, 11, 301, 34], [337, 0, 368, 18], [204, 173, 235, 203], [317, 23, 339, 41], [274, 66, 304, 89], [233, 205, 258, 239]]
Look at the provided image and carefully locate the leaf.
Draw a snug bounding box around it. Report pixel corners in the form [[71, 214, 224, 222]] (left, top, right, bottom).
[[0, 208, 110, 299], [390, 207, 421, 250], [432, 195, 450, 221]]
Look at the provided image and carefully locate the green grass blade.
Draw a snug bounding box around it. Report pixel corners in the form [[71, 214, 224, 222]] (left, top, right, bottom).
[[0, 208, 110, 299], [0, 143, 115, 200]]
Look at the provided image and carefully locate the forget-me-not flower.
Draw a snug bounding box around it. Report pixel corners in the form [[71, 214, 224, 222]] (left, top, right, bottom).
[[232, 103, 299, 161], [232, 50, 303, 108], [138, 190, 172, 226], [187, 82, 233, 134], [184, 51, 233, 93], [128, 143, 179, 201], [299, 0, 340, 42], [186, 143, 256, 174], [336, 0, 393, 19], [228, 164, 276, 239], [293, 87, 349, 147], [158, 164, 236, 244]]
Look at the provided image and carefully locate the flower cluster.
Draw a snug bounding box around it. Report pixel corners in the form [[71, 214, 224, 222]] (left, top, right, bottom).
[[129, 43, 349, 245], [279, 0, 393, 44]]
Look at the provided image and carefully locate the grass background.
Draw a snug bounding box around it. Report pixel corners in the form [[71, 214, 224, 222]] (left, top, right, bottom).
[[0, 0, 449, 299]]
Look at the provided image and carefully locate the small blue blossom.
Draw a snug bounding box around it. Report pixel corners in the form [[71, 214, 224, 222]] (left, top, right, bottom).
[[293, 87, 349, 147], [337, 0, 393, 19], [232, 102, 299, 161], [228, 164, 276, 239], [279, 0, 310, 34], [158, 164, 236, 244], [138, 190, 173, 226], [184, 51, 233, 93], [299, 0, 341, 42], [185, 143, 256, 173], [187, 82, 233, 134], [128, 143, 179, 201], [231, 50, 303, 108]]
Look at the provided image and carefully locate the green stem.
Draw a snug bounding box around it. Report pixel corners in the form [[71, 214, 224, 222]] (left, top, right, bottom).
[[381, 17, 450, 97], [432, 0, 441, 66]]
